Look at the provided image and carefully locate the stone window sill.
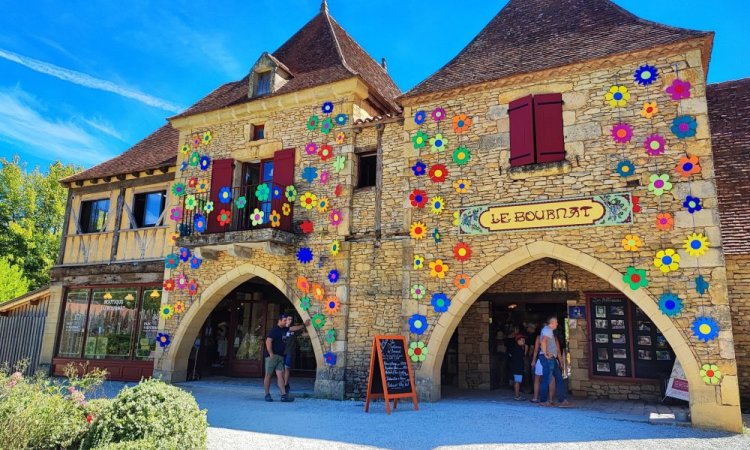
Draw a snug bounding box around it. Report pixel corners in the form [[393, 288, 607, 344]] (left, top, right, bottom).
[[507, 160, 572, 180]]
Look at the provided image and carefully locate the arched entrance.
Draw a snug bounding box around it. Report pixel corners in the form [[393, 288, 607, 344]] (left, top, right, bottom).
[[154, 262, 324, 384], [418, 241, 742, 432]]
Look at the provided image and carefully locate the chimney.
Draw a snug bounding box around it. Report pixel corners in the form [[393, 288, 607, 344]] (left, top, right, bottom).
[[381, 57, 387, 72]]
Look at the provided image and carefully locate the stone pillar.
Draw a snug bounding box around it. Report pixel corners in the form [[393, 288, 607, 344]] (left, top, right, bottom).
[[457, 300, 491, 390]]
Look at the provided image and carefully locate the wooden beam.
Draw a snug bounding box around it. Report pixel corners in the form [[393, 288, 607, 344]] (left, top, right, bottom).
[[480, 291, 579, 304], [68, 172, 174, 195], [109, 187, 126, 262], [56, 189, 74, 265]]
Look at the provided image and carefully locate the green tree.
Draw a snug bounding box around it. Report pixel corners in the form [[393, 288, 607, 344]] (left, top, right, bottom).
[[0, 156, 79, 298], [0, 256, 30, 302]]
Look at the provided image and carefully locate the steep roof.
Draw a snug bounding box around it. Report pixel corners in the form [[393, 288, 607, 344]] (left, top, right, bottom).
[[707, 78, 750, 255], [405, 0, 712, 98]]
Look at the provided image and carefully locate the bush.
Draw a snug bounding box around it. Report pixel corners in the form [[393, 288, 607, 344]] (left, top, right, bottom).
[[82, 379, 207, 450]]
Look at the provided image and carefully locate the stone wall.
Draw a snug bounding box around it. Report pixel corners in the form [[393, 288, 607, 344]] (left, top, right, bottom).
[[457, 300, 491, 389], [726, 254, 750, 402]]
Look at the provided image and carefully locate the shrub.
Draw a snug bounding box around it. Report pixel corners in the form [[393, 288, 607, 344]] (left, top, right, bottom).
[[82, 379, 207, 450]]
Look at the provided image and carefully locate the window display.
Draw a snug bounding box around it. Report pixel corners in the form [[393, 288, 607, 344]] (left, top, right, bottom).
[[57, 290, 89, 357]]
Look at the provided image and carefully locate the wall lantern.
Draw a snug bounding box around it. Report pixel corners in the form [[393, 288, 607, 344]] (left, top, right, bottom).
[[551, 261, 568, 292], [103, 292, 113, 300], [124, 293, 135, 301], [150, 289, 161, 299]]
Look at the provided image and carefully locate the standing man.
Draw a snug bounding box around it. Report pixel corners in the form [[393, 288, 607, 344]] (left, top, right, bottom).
[[282, 315, 309, 392], [264, 313, 309, 402], [539, 316, 572, 407]]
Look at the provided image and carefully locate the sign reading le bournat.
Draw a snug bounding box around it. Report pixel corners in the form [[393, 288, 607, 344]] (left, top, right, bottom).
[[458, 193, 634, 234]]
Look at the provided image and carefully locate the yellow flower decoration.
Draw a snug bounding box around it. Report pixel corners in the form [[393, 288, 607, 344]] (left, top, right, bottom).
[[453, 211, 460, 226], [270, 210, 281, 228], [453, 179, 470, 194], [180, 143, 190, 154], [641, 101, 658, 119], [410, 222, 427, 239], [621, 234, 642, 251], [330, 240, 340, 256], [202, 131, 212, 145], [700, 363, 722, 385], [413, 255, 424, 270], [196, 179, 209, 193], [605, 85, 630, 108], [173, 301, 186, 314], [160, 304, 174, 320], [429, 259, 449, 279], [335, 131, 346, 145], [169, 232, 180, 245], [430, 196, 445, 215], [654, 248, 680, 274], [317, 197, 329, 213], [299, 192, 318, 210], [684, 232, 709, 257], [282, 203, 291, 216]]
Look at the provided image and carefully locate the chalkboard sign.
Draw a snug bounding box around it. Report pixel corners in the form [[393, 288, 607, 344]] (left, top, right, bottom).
[[364, 335, 419, 414]]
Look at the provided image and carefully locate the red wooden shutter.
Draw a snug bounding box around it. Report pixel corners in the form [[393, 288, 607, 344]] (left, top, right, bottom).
[[508, 95, 536, 167], [533, 93, 566, 163], [207, 158, 235, 233], [272, 148, 296, 231]]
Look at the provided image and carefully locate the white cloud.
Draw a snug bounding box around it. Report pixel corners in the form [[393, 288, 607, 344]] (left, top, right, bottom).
[[0, 47, 184, 113], [79, 116, 125, 141]]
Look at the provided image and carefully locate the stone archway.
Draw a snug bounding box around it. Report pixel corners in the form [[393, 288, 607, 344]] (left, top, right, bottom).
[[154, 262, 324, 386], [417, 241, 742, 432]]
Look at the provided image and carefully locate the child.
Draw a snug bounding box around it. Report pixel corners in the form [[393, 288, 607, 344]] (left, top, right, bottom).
[[510, 334, 526, 400]]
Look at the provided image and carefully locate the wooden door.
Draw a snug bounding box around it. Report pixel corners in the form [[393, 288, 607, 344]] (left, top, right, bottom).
[[228, 300, 266, 377]]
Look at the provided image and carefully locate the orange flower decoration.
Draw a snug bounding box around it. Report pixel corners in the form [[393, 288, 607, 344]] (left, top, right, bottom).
[[656, 213, 674, 231], [163, 279, 175, 291], [675, 154, 701, 178], [453, 242, 472, 262], [173, 301, 186, 314], [297, 276, 310, 293], [452, 114, 472, 134], [410, 222, 427, 239], [641, 101, 658, 119], [169, 232, 180, 245], [311, 283, 325, 301], [454, 273, 471, 290], [323, 296, 340, 315], [429, 259, 448, 279]]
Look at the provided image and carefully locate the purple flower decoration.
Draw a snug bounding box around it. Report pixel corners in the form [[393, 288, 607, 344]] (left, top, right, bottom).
[[328, 269, 339, 284], [305, 142, 318, 156], [644, 134, 666, 156], [170, 206, 183, 222], [634, 64, 659, 86], [611, 123, 633, 144], [683, 195, 702, 213], [431, 107, 446, 122], [412, 160, 427, 176], [414, 110, 426, 125], [666, 78, 691, 101], [320, 171, 330, 184]]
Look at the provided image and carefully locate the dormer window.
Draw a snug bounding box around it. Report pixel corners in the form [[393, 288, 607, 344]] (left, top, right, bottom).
[[248, 52, 292, 99], [255, 71, 273, 96]]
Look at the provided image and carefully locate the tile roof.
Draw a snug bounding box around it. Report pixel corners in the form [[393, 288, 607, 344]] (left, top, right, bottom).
[[707, 78, 750, 255], [404, 0, 711, 98]]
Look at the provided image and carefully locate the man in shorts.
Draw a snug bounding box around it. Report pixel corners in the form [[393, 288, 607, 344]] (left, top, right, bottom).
[[539, 316, 571, 407], [282, 315, 309, 392], [264, 313, 310, 402]]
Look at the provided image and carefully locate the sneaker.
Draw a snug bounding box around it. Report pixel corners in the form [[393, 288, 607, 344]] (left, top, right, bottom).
[[280, 394, 295, 403], [265, 394, 273, 402]]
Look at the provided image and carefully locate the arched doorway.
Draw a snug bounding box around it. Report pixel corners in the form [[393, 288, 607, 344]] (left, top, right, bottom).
[[418, 241, 742, 432]]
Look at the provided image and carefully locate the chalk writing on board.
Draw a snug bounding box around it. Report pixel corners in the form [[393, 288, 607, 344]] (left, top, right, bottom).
[[380, 339, 411, 394]]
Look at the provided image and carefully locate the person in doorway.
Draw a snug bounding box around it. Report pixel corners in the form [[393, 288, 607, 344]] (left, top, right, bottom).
[[523, 323, 537, 393], [510, 334, 526, 400], [263, 313, 308, 402], [539, 316, 572, 408], [282, 315, 310, 393], [530, 326, 555, 403]]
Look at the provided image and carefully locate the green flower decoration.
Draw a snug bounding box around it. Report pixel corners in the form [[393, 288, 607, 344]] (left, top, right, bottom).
[[299, 296, 311, 312], [452, 146, 471, 165], [172, 182, 187, 197], [320, 118, 334, 135], [307, 115, 319, 131], [285, 185, 297, 202], [312, 313, 326, 329], [408, 341, 428, 362], [250, 208, 265, 226], [184, 194, 197, 210], [333, 155, 346, 173], [410, 284, 426, 300], [255, 183, 270, 201], [188, 152, 201, 167], [429, 133, 448, 152], [325, 329, 336, 344], [648, 174, 673, 197], [412, 131, 429, 150], [204, 201, 214, 214], [235, 196, 247, 209], [623, 266, 649, 290]]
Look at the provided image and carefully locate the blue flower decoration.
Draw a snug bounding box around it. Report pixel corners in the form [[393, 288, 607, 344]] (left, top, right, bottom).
[[432, 227, 441, 244], [218, 187, 232, 204], [199, 155, 211, 171], [692, 316, 719, 342], [408, 314, 428, 335], [180, 161, 188, 172], [615, 160, 635, 177], [156, 332, 171, 348], [302, 166, 318, 183], [431, 293, 451, 313], [671, 115, 697, 139], [296, 247, 314, 264], [190, 256, 202, 270], [658, 292, 684, 317], [414, 110, 426, 125], [193, 214, 206, 233], [324, 351, 337, 366], [322, 102, 334, 114], [695, 275, 710, 296], [334, 113, 348, 126], [272, 185, 282, 199], [328, 269, 339, 284], [683, 195, 702, 213], [412, 160, 426, 176], [179, 247, 191, 262], [633, 64, 659, 86], [164, 253, 179, 269]]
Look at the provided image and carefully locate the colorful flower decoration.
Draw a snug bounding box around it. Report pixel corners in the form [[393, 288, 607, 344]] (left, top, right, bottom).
[[330, 209, 343, 226], [164, 253, 179, 269], [312, 313, 326, 329], [695, 275, 710, 296], [412, 160, 427, 176], [192, 135, 202, 148], [648, 174, 672, 196], [296, 247, 313, 264], [605, 85, 630, 108], [454, 179, 470, 193], [250, 208, 265, 226], [621, 234, 642, 252], [683, 195, 702, 213], [169, 232, 179, 245], [328, 269, 339, 284], [623, 267, 648, 290], [632, 196, 641, 214], [675, 155, 701, 177], [217, 209, 231, 226], [330, 240, 340, 256], [641, 101, 658, 119], [320, 170, 329, 186], [452, 114, 472, 134], [454, 273, 470, 290], [300, 192, 318, 210], [255, 183, 270, 201], [430, 196, 445, 215], [654, 248, 680, 274], [271, 185, 282, 200], [190, 255, 202, 270], [408, 341, 428, 362], [413, 255, 424, 270], [306, 115, 319, 131], [616, 160, 635, 177], [692, 317, 719, 342], [700, 363, 722, 385], [203, 201, 214, 214], [453, 211, 460, 226], [199, 156, 211, 171], [431, 293, 450, 313], [684, 232, 709, 257], [658, 292, 684, 317], [157, 333, 171, 348], [297, 276, 310, 293], [410, 284, 426, 300], [410, 222, 427, 240], [611, 123, 633, 144], [187, 177, 198, 188], [188, 152, 200, 167], [414, 110, 426, 125], [409, 314, 428, 335], [432, 107, 446, 122], [656, 213, 674, 231], [325, 329, 336, 344], [282, 203, 291, 216], [285, 185, 297, 202], [324, 351, 337, 366], [180, 143, 190, 154], [334, 113, 348, 126], [311, 284, 324, 301], [163, 279, 175, 291], [410, 189, 428, 208], [317, 197, 329, 213], [192, 213, 206, 233], [299, 296, 311, 312], [196, 179, 209, 193], [333, 155, 346, 173], [335, 184, 343, 197], [323, 296, 340, 315], [429, 259, 448, 279], [321, 101, 334, 114], [634, 64, 659, 86], [218, 187, 232, 204], [429, 133, 448, 153], [318, 145, 333, 161], [180, 161, 188, 172], [235, 196, 247, 209], [644, 134, 666, 156], [453, 242, 471, 262], [428, 164, 448, 183], [432, 227, 441, 244], [187, 279, 199, 296], [305, 142, 318, 156], [160, 304, 174, 320], [666, 78, 691, 100], [671, 115, 697, 139], [302, 167, 318, 183], [170, 206, 183, 222], [172, 182, 187, 197], [412, 131, 429, 149], [203, 131, 213, 145], [299, 220, 314, 234], [179, 247, 191, 262]]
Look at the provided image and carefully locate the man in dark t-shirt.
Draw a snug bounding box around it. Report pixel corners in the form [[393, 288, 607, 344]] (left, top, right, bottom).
[[263, 313, 310, 402]]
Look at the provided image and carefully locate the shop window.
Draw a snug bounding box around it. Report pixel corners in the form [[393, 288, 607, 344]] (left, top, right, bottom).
[[357, 151, 378, 188], [135, 288, 161, 360], [83, 288, 138, 360], [508, 93, 565, 167], [251, 124, 265, 141], [79, 198, 110, 233], [132, 190, 166, 228], [57, 290, 90, 357]]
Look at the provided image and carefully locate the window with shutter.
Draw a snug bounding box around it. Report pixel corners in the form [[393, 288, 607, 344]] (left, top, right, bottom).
[[533, 93, 566, 164], [207, 159, 235, 233], [272, 148, 296, 231], [508, 95, 536, 167]]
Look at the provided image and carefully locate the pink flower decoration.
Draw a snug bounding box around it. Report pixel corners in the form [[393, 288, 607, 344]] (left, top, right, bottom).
[[431, 107, 446, 122], [330, 209, 343, 226], [175, 274, 188, 289], [320, 171, 330, 184], [644, 134, 666, 156], [305, 142, 318, 156], [170, 207, 183, 221], [666, 79, 691, 101], [611, 123, 633, 144]]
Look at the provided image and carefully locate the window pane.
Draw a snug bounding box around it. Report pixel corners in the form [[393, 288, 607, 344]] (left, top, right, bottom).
[[255, 72, 272, 95], [84, 288, 138, 359], [80, 199, 110, 233], [262, 162, 274, 182], [135, 288, 161, 360], [358, 153, 377, 188], [57, 289, 90, 357], [134, 191, 166, 228]]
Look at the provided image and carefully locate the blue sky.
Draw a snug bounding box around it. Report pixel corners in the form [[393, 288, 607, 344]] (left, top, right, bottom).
[[1, 0, 747, 172]]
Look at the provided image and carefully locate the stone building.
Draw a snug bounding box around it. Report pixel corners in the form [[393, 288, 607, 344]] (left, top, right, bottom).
[[3, 0, 749, 432]]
